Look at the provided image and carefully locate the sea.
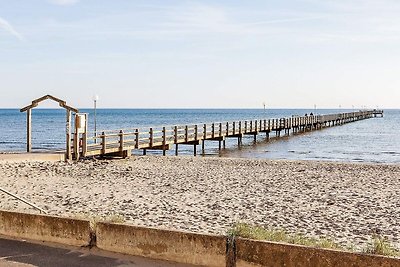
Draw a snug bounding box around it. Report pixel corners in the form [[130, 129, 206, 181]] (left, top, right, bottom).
[[1, 108, 399, 164]]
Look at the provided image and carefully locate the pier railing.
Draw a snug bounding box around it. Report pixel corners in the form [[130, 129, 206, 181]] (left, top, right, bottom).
[[71, 110, 383, 159]]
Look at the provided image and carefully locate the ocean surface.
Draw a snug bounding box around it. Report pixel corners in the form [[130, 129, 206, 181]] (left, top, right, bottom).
[[1, 108, 399, 163]]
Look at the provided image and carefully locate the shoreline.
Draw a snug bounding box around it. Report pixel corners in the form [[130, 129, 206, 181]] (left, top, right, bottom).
[[0, 156, 399, 251]]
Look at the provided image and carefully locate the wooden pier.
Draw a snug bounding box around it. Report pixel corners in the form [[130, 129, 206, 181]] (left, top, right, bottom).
[[71, 109, 383, 160]]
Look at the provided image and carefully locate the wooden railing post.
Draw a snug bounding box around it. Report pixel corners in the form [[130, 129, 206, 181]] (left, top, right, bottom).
[[212, 123, 215, 138], [162, 127, 166, 156], [203, 124, 207, 139], [81, 113, 88, 157], [174, 126, 178, 143], [101, 131, 106, 155], [149, 128, 153, 147], [219, 123, 222, 137], [244, 121, 247, 133], [226, 122, 229, 136], [194, 125, 198, 141], [119, 130, 124, 153], [135, 129, 139, 149], [185, 125, 188, 142], [233, 122, 236, 135], [239, 121, 242, 135]]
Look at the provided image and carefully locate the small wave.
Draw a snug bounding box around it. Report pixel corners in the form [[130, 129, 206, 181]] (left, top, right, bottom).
[[381, 151, 400, 155], [0, 141, 25, 144]]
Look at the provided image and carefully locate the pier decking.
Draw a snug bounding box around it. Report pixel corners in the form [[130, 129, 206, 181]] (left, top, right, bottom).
[[71, 110, 383, 160]]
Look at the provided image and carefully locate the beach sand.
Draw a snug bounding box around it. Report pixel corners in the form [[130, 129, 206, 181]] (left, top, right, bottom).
[[0, 156, 399, 250]]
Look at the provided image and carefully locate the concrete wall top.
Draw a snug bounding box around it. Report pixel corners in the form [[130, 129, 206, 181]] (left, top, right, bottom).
[[96, 222, 227, 267], [0, 210, 91, 247], [236, 238, 400, 267]]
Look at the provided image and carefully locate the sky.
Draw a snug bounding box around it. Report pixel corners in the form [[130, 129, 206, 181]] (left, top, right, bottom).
[[0, 0, 399, 109]]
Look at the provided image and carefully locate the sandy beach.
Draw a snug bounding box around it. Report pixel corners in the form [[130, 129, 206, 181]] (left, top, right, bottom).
[[0, 156, 399, 250]]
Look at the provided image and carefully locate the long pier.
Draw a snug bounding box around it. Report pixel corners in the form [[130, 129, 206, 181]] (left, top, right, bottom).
[[72, 110, 383, 160]]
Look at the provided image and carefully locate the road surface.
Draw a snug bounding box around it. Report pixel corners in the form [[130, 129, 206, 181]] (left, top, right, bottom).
[[0, 237, 195, 267]]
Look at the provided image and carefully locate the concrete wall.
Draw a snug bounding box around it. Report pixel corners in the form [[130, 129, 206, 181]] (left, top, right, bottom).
[[0, 210, 399, 267], [0, 210, 91, 247], [236, 238, 400, 267], [96, 222, 226, 267]]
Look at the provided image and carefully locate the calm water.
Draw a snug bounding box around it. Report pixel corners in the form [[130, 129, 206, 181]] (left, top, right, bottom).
[[1, 109, 399, 163]]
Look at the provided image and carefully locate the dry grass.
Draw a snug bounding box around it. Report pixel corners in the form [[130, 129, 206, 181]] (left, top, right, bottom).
[[71, 213, 125, 231], [364, 235, 400, 257], [229, 222, 341, 250], [229, 223, 400, 258]]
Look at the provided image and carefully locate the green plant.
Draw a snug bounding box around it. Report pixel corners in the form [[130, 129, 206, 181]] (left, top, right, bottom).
[[229, 222, 341, 250], [364, 235, 400, 257]]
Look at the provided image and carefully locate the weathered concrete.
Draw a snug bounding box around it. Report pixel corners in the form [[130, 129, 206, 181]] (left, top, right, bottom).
[[0, 210, 90, 247], [1, 210, 399, 266], [96, 222, 226, 267], [0, 153, 65, 162], [236, 238, 400, 267]]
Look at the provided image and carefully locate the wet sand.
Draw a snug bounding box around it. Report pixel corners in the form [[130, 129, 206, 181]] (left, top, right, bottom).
[[0, 156, 399, 250]]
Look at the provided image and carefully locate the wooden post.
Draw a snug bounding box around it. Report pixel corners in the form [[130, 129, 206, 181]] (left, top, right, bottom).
[[185, 125, 188, 142], [202, 124, 206, 154], [162, 127, 166, 156], [219, 123, 222, 137], [82, 114, 88, 157], [254, 121, 257, 142], [239, 121, 242, 134], [27, 109, 32, 152], [101, 131, 106, 155], [194, 125, 198, 141], [149, 128, 153, 147], [233, 121, 236, 135], [244, 121, 247, 133], [226, 122, 229, 136], [174, 126, 178, 143], [135, 129, 139, 149], [212, 123, 215, 138], [74, 115, 79, 161], [66, 110, 71, 160], [119, 130, 124, 153]]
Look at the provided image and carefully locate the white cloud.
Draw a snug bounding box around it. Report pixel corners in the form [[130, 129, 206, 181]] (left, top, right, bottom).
[[48, 0, 79, 6], [0, 16, 24, 41]]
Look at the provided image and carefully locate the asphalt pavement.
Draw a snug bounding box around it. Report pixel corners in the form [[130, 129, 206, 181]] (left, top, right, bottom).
[[0, 237, 195, 267]]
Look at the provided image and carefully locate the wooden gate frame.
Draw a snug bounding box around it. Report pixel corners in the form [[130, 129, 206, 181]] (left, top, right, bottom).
[[20, 95, 79, 160]]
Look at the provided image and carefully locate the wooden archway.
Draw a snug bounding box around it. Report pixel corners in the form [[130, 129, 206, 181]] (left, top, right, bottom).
[[20, 95, 79, 160]]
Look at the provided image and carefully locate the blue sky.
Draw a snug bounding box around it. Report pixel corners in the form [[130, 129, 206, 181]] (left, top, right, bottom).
[[0, 0, 399, 108]]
